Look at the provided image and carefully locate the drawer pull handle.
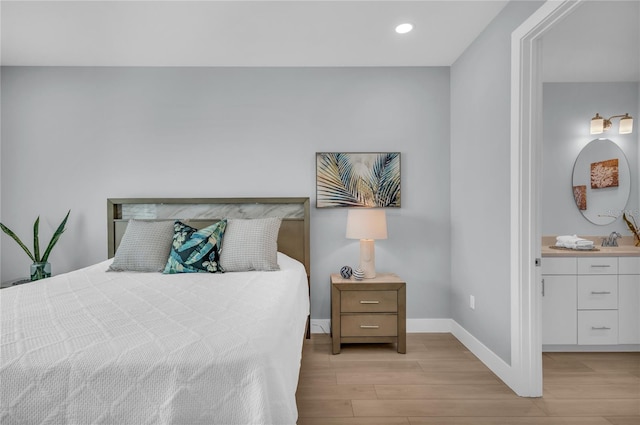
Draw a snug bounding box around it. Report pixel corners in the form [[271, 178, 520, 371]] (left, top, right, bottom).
[[590, 291, 611, 295], [360, 300, 380, 304], [591, 326, 611, 330], [590, 265, 611, 268], [360, 325, 380, 329]]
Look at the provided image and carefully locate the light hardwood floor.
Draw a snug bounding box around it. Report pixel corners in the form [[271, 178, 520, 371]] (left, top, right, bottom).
[[296, 333, 640, 425]]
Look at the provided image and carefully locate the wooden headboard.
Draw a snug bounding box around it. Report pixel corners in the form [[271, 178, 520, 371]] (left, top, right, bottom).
[[107, 197, 310, 276]]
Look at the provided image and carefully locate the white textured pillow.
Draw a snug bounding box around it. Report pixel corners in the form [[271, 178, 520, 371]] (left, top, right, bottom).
[[220, 217, 282, 272], [109, 220, 174, 272]]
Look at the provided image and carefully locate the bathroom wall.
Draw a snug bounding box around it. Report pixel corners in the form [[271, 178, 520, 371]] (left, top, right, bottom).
[[542, 82, 639, 236]]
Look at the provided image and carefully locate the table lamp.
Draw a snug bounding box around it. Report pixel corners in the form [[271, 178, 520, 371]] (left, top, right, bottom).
[[346, 209, 388, 279]]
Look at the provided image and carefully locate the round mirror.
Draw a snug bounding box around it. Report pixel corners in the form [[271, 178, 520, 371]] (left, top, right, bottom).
[[572, 139, 630, 225]]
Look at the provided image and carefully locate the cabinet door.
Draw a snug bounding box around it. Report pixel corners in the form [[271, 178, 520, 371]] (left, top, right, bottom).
[[619, 257, 640, 275], [542, 275, 577, 345], [619, 274, 640, 344]]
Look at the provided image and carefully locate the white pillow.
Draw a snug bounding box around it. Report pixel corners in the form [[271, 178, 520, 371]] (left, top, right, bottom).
[[220, 217, 282, 272], [109, 220, 174, 272]]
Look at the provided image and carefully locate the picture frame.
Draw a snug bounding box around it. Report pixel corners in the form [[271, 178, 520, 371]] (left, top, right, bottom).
[[590, 158, 619, 189], [573, 185, 587, 210], [316, 152, 401, 208]]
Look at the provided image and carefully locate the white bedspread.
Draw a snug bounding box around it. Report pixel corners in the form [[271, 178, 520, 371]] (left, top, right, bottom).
[[0, 253, 309, 425]]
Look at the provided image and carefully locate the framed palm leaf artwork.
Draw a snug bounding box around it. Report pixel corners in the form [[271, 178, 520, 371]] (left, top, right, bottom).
[[316, 152, 401, 208]]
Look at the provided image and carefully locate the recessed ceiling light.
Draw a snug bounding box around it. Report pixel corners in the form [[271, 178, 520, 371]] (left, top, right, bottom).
[[395, 23, 413, 34]]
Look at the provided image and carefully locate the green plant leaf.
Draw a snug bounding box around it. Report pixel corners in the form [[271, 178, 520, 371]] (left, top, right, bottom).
[[34, 216, 41, 263], [0, 222, 35, 261], [41, 210, 70, 263], [623, 213, 640, 247]]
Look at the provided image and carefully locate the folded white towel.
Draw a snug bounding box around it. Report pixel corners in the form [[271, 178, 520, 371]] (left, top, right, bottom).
[[556, 235, 578, 243], [555, 235, 594, 250], [575, 244, 594, 250], [575, 240, 594, 246]]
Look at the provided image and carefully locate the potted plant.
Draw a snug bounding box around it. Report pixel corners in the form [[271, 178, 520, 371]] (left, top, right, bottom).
[[623, 212, 640, 247], [0, 210, 70, 281]]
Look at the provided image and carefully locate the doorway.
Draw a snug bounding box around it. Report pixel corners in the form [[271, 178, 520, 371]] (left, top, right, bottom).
[[512, 0, 640, 397]]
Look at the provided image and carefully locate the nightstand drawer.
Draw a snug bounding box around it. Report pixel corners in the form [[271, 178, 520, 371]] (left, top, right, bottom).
[[341, 314, 397, 337], [341, 290, 398, 312]]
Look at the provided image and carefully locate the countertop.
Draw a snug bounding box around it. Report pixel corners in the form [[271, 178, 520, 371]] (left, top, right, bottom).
[[542, 236, 640, 257]]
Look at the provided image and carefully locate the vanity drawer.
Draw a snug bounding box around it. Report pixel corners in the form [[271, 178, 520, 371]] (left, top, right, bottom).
[[619, 257, 640, 275], [578, 257, 618, 275], [341, 290, 398, 313], [578, 310, 618, 345], [542, 257, 577, 275], [341, 314, 397, 337], [577, 275, 618, 309]]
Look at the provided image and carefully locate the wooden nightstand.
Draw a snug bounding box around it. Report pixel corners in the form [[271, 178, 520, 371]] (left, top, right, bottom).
[[0, 278, 30, 289], [331, 273, 406, 354]]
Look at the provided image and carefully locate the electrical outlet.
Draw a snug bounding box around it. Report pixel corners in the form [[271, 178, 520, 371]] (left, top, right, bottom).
[[469, 295, 475, 310]]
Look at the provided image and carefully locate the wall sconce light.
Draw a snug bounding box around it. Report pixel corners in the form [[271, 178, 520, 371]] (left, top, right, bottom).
[[346, 209, 388, 279], [590, 112, 634, 135]]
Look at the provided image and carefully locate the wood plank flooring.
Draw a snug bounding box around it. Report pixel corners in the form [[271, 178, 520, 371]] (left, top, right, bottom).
[[296, 333, 640, 425]]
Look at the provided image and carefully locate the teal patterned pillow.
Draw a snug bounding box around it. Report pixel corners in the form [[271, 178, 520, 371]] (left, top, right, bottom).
[[163, 220, 227, 274]]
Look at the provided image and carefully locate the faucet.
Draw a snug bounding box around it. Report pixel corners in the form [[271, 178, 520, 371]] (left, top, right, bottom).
[[602, 231, 622, 247]]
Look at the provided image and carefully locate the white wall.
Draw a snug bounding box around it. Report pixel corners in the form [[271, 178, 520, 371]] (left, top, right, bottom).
[[0, 66, 451, 322], [450, 0, 543, 363], [542, 82, 639, 236]]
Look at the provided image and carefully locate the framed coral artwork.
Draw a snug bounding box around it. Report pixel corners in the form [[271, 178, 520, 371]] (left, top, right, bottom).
[[591, 158, 618, 189], [573, 185, 587, 210], [316, 152, 401, 208]]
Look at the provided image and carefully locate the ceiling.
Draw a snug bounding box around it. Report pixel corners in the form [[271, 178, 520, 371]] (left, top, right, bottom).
[[1, 0, 638, 82], [1, 0, 508, 67], [541, 0, 639, 82]]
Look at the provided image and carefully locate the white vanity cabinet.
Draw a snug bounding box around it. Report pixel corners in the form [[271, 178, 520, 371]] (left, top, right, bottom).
[[576, 257, 618, 345], [541, 258, 577, 345], [618, 257, 640, 344], [542, 255, 640, 349]]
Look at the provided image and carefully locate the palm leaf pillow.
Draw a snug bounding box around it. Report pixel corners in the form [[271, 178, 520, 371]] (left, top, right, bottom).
[[163, 220, 227, 274]]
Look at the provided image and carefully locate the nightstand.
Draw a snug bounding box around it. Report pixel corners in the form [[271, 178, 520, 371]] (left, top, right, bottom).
[[331, 273, 406, 354], [1, 278, 30, 289]]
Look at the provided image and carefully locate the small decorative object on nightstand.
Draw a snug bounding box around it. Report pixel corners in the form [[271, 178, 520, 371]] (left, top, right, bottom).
[[340, 265, 353, 279], [352, 268, 364, 280], [331, 272, 406, 354]]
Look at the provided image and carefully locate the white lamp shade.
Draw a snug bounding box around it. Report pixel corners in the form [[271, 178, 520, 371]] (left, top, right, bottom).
[[619, 116, 633, 134], [346, 209, 388, 240], [590, 116, 604, 134]]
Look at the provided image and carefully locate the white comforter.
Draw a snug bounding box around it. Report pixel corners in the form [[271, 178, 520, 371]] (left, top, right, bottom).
[[0, 253, 309, 425]]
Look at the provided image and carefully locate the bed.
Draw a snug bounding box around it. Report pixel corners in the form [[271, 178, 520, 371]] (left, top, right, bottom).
[[0, 197, 311, 425]]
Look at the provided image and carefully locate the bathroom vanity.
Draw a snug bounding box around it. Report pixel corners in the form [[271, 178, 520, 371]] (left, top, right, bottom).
[[541, 237, 640, 351]]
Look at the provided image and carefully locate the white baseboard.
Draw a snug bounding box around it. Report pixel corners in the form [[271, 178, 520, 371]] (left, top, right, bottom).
[[310, 319, 331, 335], [543, 344, 640, 352], [450, 320, 514, 390]]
